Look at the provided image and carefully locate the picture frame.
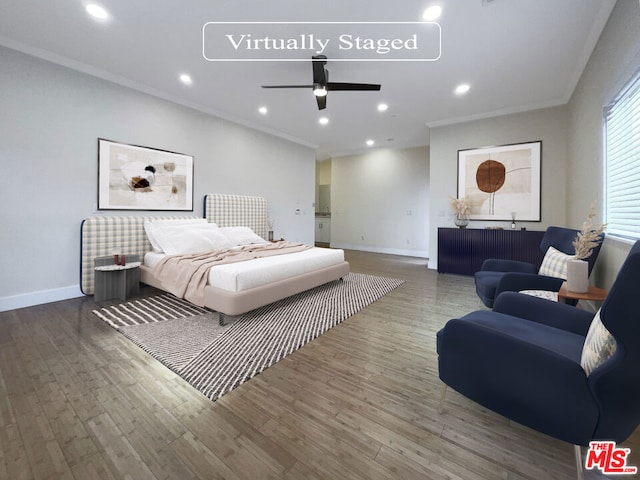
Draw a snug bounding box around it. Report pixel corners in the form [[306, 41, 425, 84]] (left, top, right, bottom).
[[98, 138, 194, 211], [457, 140, 541, 222]]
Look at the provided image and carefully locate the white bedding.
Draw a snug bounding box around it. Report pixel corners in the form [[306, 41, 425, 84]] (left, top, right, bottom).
[[144, 247, 345, 293]]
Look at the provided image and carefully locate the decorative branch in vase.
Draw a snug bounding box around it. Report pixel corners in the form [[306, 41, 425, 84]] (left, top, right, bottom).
[[573, 201, 606, 260], [450, 196, 471, 228], [567, 201, 606, 293]]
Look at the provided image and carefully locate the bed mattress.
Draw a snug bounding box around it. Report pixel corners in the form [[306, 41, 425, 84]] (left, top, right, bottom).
[[144, 247, 345, 293]]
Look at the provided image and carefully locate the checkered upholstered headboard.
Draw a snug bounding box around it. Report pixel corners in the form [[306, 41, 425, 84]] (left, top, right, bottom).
[[204, 194, 267, 240], [80, 215, 199, 294], [80, 194, 268, 295]]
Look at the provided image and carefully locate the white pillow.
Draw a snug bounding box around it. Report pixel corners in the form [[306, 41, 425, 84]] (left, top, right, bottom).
[[144, 218, 210, 252], [518, 290, 558, 301], [220, 226, 268, 246], [538, 246, 571, 279], [153, 223, 232, 255], [580, 308, 617, 376]]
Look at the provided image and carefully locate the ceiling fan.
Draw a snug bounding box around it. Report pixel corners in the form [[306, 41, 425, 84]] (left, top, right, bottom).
[[261, 55, 381, 110]]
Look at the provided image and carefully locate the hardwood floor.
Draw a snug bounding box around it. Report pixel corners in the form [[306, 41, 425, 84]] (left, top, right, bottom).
[[1, 250, 637, 479]]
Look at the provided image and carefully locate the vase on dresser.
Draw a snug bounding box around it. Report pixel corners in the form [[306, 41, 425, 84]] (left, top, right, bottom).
[[454, 214, 470, 228]]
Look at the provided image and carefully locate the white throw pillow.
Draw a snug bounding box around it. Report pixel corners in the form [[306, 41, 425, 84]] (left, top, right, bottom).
[[220, 226, 268, 246], [144, 218, 209, 252], [153, 223, 231, 255], [580, 308, 617, 376], [538, 246, 571, 279], [518, 290, 558, 301]]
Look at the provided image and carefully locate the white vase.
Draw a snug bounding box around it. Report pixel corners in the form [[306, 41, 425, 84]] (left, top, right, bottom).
[[566, 258, 589, 293]]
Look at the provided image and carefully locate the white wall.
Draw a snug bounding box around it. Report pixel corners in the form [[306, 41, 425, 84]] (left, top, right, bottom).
[[567, 0, 640, 288], [331, 146, 429, 257], [0, 46, 316, 311], [428, 106, 569, 269]]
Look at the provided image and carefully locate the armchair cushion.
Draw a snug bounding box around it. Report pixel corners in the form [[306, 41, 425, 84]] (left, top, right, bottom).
[[581, 309, 617, 375], [538, 246, 571, 279], [493, 291, 593, 335], [480, 258, 538, 274], [475, 270, 566, 309]]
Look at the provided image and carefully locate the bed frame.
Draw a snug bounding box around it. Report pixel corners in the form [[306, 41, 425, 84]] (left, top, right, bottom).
[[81, 194, 349, 321]]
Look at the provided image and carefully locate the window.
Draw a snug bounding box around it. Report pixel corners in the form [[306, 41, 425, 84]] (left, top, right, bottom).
[[604, 71, 640, 239]]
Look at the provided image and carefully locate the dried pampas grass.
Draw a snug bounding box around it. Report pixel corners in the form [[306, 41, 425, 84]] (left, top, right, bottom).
[[450, 196, 471, 215], [573, 201, 606, 260]]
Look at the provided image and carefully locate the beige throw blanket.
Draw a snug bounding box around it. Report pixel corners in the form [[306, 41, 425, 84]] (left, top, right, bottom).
[[151, 242, 312, 306]]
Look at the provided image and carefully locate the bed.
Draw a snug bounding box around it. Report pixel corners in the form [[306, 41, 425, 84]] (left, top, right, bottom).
[[80, 194, 349, 321]]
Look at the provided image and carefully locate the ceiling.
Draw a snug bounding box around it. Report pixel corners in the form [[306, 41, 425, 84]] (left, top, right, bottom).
[[0, 0, 616, 158]]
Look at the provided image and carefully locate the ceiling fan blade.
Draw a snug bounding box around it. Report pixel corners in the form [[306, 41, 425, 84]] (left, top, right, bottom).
[[261, 85, 313, 89], [326, 82, 381, 91], [262, 56, 380, 110], [312, 56, 327, 85]]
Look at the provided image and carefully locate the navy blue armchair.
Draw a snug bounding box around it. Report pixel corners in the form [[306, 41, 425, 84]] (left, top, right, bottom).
[[438, 241, 640, 477], [474, 226, 603, 308]]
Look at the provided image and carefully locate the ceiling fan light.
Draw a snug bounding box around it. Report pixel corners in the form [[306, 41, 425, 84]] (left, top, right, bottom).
[[313, 84, 328, 97]]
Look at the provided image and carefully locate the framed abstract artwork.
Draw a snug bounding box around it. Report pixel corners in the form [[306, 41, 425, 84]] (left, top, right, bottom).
[[98, 138, 194, 211], [457, 140, 541, 221]]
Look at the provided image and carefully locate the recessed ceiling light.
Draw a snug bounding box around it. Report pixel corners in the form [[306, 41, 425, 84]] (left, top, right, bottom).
[[85, 4, 109, 20], [179, 73, 193, 86], [318, 116, 329, 126], [377, 103, 389, 112], [366, 139, 375, 147], [454, 83, 471, 96], [258, 106, 268, 115], [422, 5, 442, 21]]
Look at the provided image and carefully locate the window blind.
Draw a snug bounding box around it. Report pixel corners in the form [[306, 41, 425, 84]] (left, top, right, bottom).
[[604, 71, 640, 239]]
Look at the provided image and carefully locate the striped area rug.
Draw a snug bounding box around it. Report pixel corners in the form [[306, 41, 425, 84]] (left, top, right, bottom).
[[93, 273, 404, 401], [93, 293, 209, 329]]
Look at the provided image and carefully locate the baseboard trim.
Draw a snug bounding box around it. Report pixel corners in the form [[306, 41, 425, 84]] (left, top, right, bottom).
[[0, 246, 429, 312], [330, 243, 428, 259], [0, 285, 84, 312]]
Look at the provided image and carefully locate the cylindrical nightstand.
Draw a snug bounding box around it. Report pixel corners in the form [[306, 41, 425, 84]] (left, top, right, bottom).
[[94, 254, 141, 302]]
